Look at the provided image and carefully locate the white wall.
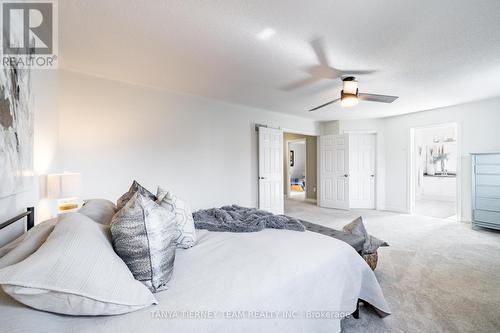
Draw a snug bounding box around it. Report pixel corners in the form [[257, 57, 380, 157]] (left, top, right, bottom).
[[382, 97, 500, 220], [335, 97, 500, 220], [57, 70, 319, 210], [0, 70, 59, 246]]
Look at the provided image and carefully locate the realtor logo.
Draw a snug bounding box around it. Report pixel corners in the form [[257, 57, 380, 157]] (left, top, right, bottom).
[[1, 0, 58, 68]]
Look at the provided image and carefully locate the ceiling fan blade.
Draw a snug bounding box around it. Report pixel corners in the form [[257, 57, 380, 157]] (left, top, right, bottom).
[[339, 69, 377, 76], [358, 93, 398, 103], [280, 76, 323, 91], [310, 38, 330, 67], [308, 98, 340, 112]]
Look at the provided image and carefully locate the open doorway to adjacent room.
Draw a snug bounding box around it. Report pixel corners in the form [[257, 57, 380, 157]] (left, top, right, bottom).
[[410, 123, 459, 219], [287, 139, 306, 200], [283, 133, 317, 204]]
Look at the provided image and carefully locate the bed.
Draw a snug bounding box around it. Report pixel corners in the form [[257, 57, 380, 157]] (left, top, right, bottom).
[[0, 206, 390, 333]]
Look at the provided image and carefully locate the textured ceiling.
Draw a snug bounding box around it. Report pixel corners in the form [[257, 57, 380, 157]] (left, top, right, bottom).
[[59, 0, 500, 120]]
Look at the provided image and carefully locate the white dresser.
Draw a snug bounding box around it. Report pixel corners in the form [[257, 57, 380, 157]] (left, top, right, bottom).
[[471, 152, 500, 230]]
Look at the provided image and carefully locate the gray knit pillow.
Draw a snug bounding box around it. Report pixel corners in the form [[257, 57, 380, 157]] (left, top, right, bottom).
[[111, 192, 177, 292], [156, 187, 197, 249], [343, 216, 388, 254], [116, 180, 156, 211]]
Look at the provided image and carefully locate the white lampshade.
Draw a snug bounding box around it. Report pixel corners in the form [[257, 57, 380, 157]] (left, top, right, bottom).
[[342, 79, 358, 95], [47, 173, 82, 199]]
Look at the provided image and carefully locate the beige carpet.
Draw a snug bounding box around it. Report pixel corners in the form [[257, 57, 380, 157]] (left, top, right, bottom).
[[285, 200, 500, 333], [415, 199, 456, 219]]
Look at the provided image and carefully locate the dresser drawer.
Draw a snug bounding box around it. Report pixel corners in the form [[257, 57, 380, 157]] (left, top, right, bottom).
[[476, 175, 500, 186], [475, 165, 500, 175], [475, 197, 500, 211], [476, 186, 500, 198], [474, 210, 500, 225], [476, 154, 500, 164]]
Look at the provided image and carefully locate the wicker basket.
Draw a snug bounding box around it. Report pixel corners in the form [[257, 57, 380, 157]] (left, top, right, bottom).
[[362, 251, 378, 270]]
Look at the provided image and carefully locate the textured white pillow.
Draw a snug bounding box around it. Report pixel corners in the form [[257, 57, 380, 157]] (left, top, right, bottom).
[[79, 199, 117, 225], [156, 187, 197, 248], [0, 213, 157, 316], [0, 219, 57, 269]]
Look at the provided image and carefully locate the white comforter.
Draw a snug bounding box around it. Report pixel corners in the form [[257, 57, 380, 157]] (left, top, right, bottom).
[[0, 229, 390, 333]]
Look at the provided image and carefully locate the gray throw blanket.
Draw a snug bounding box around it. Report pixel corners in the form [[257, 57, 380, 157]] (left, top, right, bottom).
[[193, 205, 305, 232]]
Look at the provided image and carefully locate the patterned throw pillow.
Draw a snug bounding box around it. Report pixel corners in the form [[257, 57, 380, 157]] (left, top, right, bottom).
[[156, 187, 197, 248], [111, 192, 177, 292], [116, 180, 156, 211]]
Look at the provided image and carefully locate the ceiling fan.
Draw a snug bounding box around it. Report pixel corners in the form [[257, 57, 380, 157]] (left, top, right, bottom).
[[281, 38, 376, 91], [308, 76, 398, 112]]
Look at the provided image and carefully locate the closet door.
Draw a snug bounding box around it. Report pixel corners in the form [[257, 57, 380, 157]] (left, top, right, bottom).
[[349, 134, 376, 209], [319, 134, 350, 210]]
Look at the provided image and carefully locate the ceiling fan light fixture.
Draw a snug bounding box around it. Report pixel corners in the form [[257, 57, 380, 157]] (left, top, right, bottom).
[[308, 75, 398, 112], [340, 91, 359, 107], [342, 78, 358, 95]]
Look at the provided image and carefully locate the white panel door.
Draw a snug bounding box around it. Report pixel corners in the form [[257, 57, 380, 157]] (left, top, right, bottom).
[[349, 134, 376, 209], [319, 134, 350, 210], [258, 127, 284, 214]]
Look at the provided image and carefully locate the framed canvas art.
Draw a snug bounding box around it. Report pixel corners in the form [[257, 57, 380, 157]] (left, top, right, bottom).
[[0, 65, 33, 198]]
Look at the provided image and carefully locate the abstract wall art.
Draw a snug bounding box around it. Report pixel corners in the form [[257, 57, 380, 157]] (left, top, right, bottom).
[[0, 64, 33, 198]]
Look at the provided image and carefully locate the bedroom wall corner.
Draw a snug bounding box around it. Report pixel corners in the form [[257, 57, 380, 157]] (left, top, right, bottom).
[[382, 96, 500, 220], [57, 70, 319, 210]]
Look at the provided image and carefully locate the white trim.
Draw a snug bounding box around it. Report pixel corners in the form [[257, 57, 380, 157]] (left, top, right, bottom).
[[342, 129, 378, 135], [408, 128, 415, 214], [281, 127, 318, 137]]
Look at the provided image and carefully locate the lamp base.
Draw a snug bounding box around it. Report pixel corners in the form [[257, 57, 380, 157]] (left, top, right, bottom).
[[56, 198, 81, 214], [58, 202, 79, 211]]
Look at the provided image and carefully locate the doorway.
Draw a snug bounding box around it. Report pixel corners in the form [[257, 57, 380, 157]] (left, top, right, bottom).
[[282, 132, 317, 205], [287, 139, 307, 201], [257, 127, 318, 215], [410, 123, 458, 219]]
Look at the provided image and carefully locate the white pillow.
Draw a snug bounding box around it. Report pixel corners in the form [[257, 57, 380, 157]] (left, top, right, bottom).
[[0, 219, 57, 269], [0, 213, 157, 316], [79, 199, 117, 225], [156, 187, 197, 248]]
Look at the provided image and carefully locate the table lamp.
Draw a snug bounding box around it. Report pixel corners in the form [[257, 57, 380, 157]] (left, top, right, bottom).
[[47, 173, 82, 212]]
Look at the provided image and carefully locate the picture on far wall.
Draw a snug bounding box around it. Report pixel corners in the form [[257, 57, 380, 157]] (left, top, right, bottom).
[[290, 150, 294, 167], [0, 64, 33, 198]]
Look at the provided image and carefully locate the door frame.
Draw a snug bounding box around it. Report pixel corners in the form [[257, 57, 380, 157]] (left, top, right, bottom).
[[408, 122, 462, 221], [285, 138, 307, 199], [343, 130, 378, 210], [257, 125, 318, 210]]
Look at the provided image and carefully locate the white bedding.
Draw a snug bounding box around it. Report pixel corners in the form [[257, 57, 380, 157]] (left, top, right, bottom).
[[0, 228, 390, 333]]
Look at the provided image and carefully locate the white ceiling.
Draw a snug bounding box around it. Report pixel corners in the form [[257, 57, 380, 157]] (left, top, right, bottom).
[[59, 0, 500, 120]]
